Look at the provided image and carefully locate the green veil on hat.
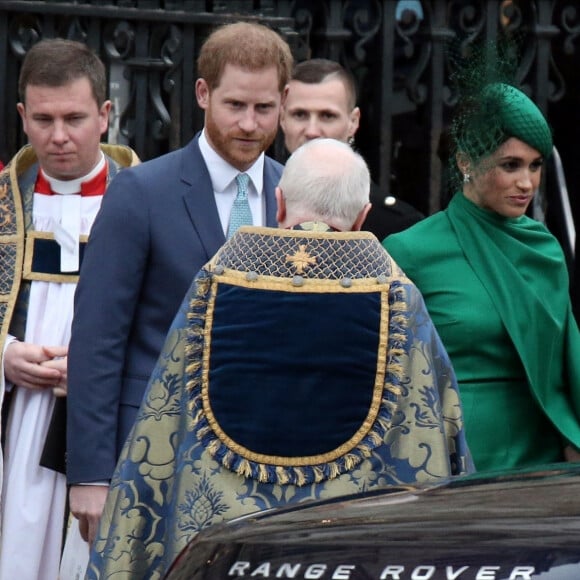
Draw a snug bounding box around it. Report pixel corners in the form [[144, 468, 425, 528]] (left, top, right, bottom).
[[455, 81, 553, 162], [447, 36, 554, 187]]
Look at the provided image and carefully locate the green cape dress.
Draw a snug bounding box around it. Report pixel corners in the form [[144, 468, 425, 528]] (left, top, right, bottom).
[[384, 193, 580, 471]]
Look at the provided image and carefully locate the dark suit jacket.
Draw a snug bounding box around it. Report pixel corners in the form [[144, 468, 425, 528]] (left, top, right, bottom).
[[362, 182, 424, 242], [66, 135, 282, 484]]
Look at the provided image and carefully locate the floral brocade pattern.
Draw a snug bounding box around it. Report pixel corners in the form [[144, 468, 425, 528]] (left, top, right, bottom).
[[88, 230, 472, 580]]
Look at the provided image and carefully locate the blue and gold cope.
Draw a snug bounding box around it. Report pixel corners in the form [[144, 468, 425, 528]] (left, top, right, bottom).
[[88, 225, 473, 579]]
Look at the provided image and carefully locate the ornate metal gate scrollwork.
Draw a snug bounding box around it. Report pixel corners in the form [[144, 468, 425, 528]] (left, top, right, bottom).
[[1, 1, 579, 219]]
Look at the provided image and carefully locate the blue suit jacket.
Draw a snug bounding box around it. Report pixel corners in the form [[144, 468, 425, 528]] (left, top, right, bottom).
[[66, 135, 282, 483]]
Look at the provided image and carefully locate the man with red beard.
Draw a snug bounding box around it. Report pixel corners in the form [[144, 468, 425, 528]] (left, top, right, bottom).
[[66, 21, 293, 546]]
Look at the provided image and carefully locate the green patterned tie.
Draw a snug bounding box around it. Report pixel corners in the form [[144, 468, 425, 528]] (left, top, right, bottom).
[[227, 173, 253, 239]]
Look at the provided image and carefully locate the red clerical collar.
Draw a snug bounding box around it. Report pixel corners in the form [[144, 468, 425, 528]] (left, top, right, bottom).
[[35, 162, 108, 196]]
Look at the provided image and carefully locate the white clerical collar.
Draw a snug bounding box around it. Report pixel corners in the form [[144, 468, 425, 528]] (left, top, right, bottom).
[[198, 129, 264, 196], [42, 152, 106, 195]]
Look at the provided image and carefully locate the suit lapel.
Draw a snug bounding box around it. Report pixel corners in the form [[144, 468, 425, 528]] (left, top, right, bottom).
[[263, 157, 281, 227], [180, 136, 226, 259]]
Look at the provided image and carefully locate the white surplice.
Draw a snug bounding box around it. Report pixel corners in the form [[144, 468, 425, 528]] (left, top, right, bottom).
[[0, 161, 104, 580]]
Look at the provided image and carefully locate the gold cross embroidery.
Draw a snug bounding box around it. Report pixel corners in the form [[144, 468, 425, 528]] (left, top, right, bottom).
[[286, 244, 316, 274]]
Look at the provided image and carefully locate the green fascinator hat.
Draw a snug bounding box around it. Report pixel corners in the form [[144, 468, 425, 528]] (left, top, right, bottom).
[[455, 82, 553, 162]]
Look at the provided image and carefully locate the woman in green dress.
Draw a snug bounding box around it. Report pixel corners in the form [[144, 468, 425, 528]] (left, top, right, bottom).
[[383, 81, 580, 472]]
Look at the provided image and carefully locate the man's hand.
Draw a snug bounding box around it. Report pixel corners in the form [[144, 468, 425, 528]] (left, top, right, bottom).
[[40, 345, 68, 396], [69, 484, 109, 546], [4, 342, 66, 390]]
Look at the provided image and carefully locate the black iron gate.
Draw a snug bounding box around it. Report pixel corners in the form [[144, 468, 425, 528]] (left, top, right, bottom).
[[1, 0, 580, 218]]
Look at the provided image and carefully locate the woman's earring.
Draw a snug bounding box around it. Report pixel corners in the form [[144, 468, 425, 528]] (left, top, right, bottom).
[[347, 136, 355, 147], [463, 173, 471, 183]]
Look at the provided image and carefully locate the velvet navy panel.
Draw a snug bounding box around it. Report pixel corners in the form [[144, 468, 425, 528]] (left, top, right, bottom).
[[208, 284, 382, 457], [31, 238, 86, 275]]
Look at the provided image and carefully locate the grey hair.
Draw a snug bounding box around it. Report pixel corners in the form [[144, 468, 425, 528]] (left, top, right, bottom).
[[278, 138, 370, 230]]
